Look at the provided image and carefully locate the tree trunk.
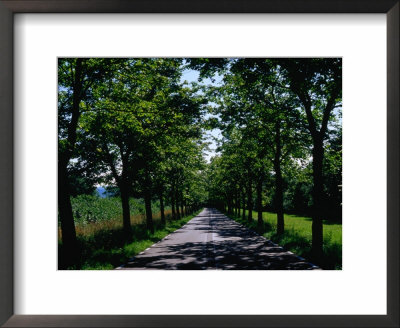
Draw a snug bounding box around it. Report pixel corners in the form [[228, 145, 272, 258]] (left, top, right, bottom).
[[298, 88, 339, 261], [275, 166, 284, 235], [247, 178, 253, 222], [180, 192, 184, 218], [311, 136, 324, 260], [184, 199, 188, 216], [144, 191, 154, 233], [58, 165, 78, 267], [171, 191, 176, 220], [159, 191, 165, 225], [144, 169, 154, 233], [242, 189, 246, 220], [257, 178, 263, 227], [237, 192, 241, 217], [274, 118, 285, 235], [175, 189, 181, 220], [235, 191, 239, 217], [58, 59, 84, 267], [119, 178, 132, 238]]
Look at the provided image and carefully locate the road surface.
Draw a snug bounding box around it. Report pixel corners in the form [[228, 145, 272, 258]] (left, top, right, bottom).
[[117, 208, 319, 270]]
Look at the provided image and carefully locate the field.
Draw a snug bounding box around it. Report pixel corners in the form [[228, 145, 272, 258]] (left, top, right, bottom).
[[58, 195, 199, 270], [229, 210, 342, 270], [65, 195, 164, 236]]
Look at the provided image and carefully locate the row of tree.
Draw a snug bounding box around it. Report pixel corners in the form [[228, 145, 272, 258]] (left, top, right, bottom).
[[194, 58, 342, 260], [59, 58, 342, 265], [58, 58, 208, 265]]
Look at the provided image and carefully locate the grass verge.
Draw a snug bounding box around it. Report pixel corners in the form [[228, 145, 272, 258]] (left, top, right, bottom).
[[227, 210, 342, 270], [59, 210, 201, 270]]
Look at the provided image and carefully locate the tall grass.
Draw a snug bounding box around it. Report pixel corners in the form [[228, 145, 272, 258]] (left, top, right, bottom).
[[229, 210, 342, 270]]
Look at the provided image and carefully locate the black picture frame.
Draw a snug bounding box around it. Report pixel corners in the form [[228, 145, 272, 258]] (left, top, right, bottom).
[[0, 1, 398, 327]]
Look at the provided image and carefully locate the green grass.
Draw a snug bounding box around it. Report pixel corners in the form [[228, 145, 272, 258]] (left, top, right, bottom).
[[59, 210, 201, 270], [228, 210, 342, 270]]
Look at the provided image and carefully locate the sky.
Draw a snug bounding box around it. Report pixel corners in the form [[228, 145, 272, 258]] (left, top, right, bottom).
[[180, 68, 222, 163]]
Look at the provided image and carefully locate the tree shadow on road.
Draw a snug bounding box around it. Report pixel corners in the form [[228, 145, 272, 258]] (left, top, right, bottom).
[[123, 210, 316, 270]]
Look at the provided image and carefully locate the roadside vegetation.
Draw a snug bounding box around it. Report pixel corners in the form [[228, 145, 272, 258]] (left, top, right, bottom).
[[59, 198, 200, 269], [227, 210, 342, 269]]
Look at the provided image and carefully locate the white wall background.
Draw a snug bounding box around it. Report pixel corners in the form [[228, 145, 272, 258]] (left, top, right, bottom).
[[14, 14, 386, 315]]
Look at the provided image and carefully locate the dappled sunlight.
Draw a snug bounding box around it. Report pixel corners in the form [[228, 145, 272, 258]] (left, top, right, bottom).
[[120, 208, 318, 270]]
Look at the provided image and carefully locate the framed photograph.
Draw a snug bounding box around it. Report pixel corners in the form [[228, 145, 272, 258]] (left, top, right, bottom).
[[0, 0, 398, 327]]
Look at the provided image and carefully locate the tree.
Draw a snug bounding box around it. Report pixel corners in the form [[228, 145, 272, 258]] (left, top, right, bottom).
[[279, 58, 342, 259], [58, 58, 117, 263]]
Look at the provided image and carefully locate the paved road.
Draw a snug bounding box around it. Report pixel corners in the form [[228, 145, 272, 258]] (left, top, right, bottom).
[[117, 208, 319, 270]]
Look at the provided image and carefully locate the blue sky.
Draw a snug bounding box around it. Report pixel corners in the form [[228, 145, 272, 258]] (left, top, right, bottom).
[[181, 68, 222, 163]]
